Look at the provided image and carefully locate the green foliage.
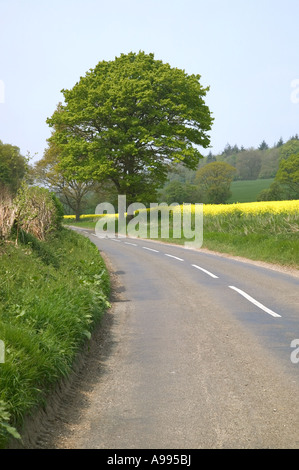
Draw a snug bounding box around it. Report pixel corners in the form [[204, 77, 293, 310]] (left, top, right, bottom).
[[0, 228, 110, 447], [235, 150, 262, 180], [257, 181, 286, 201], [195, 161, 236, 203], [17, 229, 60, 267], [276, 153, 299, 197], [258, 147, 280, 178], [33, 136, 96, 220], [157, 136, 299, 205], [0, 400, 21, 446], [158, 180, 201, 204], [202, 232, 299, 267], [0, 141, 27, 195], [50, 192, 64, 228], [258, 149, 299, 200], [258, 140, 269, 151], [47, 51, 213, 205], [278, 139, 299, 161]]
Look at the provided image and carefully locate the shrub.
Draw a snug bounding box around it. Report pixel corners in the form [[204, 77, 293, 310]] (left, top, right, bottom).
[[14, 185, 64, 241]]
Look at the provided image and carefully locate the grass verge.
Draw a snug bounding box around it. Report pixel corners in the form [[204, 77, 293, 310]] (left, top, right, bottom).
[[0, 227, 110, 448], [201, 232, 299, 267]]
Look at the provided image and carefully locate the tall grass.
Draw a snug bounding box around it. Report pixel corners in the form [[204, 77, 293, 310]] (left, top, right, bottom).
[[0, 188, 16, 240], [0, 228, 110, 447]]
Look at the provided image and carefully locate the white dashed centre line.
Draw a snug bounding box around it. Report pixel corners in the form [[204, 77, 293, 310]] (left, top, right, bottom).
[[125, 242, 138, 246], [142, 246, 160, 253], [192, 264, 219, 279], [165, 254, 184, 261], [229, 285, 281, 318]]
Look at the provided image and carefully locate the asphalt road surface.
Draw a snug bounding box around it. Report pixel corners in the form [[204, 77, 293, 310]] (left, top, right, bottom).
[[45, 228, 299, 449]]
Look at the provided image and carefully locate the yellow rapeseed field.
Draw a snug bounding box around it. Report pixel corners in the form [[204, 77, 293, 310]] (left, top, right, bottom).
[[64, 200, 299, 219], [201, 200, 299, 216], [199, 199, 299, 235]]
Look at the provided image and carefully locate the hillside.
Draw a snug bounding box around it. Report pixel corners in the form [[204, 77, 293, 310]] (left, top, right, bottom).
[[156, 136, 299, 204], [227, 178, 274, 203]]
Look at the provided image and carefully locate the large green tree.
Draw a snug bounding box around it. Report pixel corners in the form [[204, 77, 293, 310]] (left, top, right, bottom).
[[47, 51, 213, 206]]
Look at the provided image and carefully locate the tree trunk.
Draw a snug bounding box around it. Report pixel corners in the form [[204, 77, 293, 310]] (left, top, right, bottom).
[[75, 208, 81, 222]]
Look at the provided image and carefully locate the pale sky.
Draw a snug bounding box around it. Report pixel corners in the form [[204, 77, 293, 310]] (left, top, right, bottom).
[[0, 0, 298, 162]]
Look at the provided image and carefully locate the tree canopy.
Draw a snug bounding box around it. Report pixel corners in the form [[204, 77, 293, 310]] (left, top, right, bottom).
[[0, 141, 27, 194], [47, 51, 213, 205], [276, 153, 299, 197]]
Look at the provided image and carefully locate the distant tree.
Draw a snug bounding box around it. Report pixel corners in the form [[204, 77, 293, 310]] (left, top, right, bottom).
[[221, 143, 233, 157], [275, 137, 284, 148], [279, 139, 299, 161], [221, 143, 240, 157], [275, 153, 299, 197], [258, 140, 269, 151], [258, 147, 280, 179], [0, 141, 27, 194], [159, 180, 202, 204], [225, 153, 237, 169], [206, 152, 216, 164], [236, 150, 262, 180], [257, 181, 285, 201], [166, 163, 197, 185], [195, 161, 236, 204]]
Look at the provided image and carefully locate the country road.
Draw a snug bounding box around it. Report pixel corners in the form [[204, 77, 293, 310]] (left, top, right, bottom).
[[41, 228, 299, 449]]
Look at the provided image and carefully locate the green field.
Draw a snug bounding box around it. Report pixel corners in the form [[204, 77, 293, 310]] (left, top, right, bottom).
[[227, 178, 274, 203]]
